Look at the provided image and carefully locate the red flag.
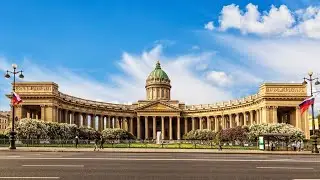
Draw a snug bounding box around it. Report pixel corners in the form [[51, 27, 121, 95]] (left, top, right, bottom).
[[11, 91, 22, 105], [299, 96, 314, 114]]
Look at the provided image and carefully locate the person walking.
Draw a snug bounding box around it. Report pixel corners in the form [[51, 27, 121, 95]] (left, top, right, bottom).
[[100, 135, 105, 149], [75, 136, 79, 149], [94, 137, 99, 151]]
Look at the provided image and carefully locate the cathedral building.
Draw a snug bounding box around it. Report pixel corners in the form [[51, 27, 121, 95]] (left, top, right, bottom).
[[7, 61, 310, 139]]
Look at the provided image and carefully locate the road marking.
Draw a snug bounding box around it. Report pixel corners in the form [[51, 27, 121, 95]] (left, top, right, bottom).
[[257, 167, 314, 170], [22, 165, 84, 167], [0, 157, 319, 163], [0, 177, 60, 179], [292, 179, 320, 180], [7, 156, 21, 158]]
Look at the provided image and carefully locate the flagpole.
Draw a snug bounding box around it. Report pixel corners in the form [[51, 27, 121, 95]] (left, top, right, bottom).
[[4, 64, 24, 150], [303, 72, 320, 154]]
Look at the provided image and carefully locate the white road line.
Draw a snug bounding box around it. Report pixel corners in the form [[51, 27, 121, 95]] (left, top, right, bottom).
[[0, 157, 319, 162], [0, 177, 60, 179], [292, 179, 320, 180], [257, 167, 314, 170], [22, 165, 84, 167], [7, 156, 21, 158]]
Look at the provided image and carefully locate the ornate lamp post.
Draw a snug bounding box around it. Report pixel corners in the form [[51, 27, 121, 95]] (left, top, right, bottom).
[[4, 64, 24, 150], [303, 71, 320, 153]]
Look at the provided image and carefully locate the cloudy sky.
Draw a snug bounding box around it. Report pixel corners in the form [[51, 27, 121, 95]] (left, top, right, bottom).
[[1, 0, 320, 111]]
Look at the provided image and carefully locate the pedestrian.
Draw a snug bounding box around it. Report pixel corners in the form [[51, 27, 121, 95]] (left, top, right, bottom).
[[300, 140, 304, 151], [297, 141, 301, 151], [94, 137, 99, 151], [100, 135, 105, 149], [75, 136, 79, 148], [292, 141, 297, 151], [218, 141, 223, 151]]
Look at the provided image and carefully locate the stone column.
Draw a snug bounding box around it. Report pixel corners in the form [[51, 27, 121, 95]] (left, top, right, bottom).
[[214, 116, 218, 132], [207, 116, 211, 130], [123, 117, 127, 131], [153, 116, 156, 140], [145, 117, 149, 140], [199, 117, 203, 130], [137, 116, 141, 139], [184, 117, 188, 134], [91, 115, 96, 129], [250, 110, 254, 125], [192, 117, 195, 130], [64, 110, 69, 124], [71, 111, 75, 124], [41, 105, 45, 121], [177, 116, 181, 140], [107, 116, 111, 128], [243, 113, 247, 126], [295, 107, 301, 129], [234, 114, 238, 127], [83, 114, 88, 127], [130, 117, 133, 134], [169, 116, 173, 140], [256, 109, 260, 124], [97, 115, 101, 131], [229, 114, 233, 128], [272, 106, 278, 124], [27, 112, 30, 119], [161, 116, 165, 140]]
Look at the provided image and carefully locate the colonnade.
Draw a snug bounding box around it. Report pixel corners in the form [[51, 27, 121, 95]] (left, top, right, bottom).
[[19, 105, 304, 140]]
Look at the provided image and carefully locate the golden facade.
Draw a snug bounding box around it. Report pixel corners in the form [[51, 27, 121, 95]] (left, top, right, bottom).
[[0, 111, 9, 132], [7, 61, 310, 139]]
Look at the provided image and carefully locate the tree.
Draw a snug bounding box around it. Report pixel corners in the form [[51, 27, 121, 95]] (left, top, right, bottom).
[[183, 129, 216, 140], [101, 128, 135, 140], [15, 118, 48, 140], [248, 123, 305, 142], [221, 126, 249, 144]]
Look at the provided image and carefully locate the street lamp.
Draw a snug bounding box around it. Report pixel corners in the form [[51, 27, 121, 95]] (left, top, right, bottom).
[[303, 71, 320, 153], [4, 64, 24, 150]]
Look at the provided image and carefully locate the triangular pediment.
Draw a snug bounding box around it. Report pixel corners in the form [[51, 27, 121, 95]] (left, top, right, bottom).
[[135, 101, 181, 112]]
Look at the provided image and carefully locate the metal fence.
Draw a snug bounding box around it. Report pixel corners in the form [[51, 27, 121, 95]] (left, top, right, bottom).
[[0, 139, 262, 149], [0, 138, 312, 151]]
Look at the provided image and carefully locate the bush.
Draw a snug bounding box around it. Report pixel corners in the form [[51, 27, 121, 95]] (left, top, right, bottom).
[[183, 129, 216, 140], [5, 118, 102, 140], [15, 118, 48, 140], [0, 132, 8, 139], [248, 123, 305, 142], [221, 126, 249, 144], [101, 128, 135, 140]]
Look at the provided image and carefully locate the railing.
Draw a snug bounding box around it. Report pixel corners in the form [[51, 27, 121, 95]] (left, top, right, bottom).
[[0, 139, 312, 151], [0, 138, 260, 150]]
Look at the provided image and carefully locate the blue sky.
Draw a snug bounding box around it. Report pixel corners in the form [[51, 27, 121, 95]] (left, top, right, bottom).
[[1, 0, 320, 110]]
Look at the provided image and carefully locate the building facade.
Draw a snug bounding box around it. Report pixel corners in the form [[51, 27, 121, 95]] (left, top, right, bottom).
[[0, 111, 9, 133], [7, 61, 310, 139]]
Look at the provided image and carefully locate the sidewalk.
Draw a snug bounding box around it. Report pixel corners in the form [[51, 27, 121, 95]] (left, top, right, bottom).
[[0, 147, 317, 155]]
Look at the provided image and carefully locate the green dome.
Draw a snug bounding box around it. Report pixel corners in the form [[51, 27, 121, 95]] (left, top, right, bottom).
[[147, 61, 170, 81]]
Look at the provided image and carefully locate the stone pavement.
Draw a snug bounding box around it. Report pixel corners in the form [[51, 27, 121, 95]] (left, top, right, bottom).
[[0, 147, 317, 155]]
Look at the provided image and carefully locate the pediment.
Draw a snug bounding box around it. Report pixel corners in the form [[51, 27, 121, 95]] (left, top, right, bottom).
[[135, 101, 181, 112]]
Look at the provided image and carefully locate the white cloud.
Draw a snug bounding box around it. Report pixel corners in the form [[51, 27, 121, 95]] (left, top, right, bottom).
[[206, 71, 232, 86], [208, 3, 320, 39], [214, 33, 320, 110], [0, 45, 239, 110], [191, 45, 200, 50], [204, 21, 215, 30]]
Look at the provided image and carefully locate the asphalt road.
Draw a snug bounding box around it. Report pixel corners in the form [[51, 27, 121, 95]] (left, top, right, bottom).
[[0, 152, 319, 180]]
